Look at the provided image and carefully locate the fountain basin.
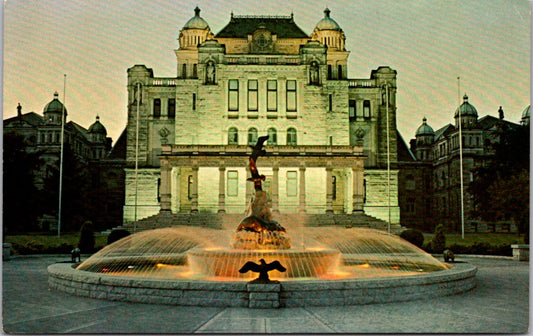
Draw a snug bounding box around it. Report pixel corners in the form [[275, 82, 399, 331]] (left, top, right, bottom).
[[48, 262, 477, 307], [187, 247, 341, 279]]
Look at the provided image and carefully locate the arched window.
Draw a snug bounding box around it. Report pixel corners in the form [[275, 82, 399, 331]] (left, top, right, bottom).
[[267, 128, 277, 145], [247, 127, 258, 145], [228, 127, 238, 145], [287, 127, 297, 145]]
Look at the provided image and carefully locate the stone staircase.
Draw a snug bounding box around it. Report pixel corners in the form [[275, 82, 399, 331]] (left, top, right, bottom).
[[103, 211, 402, 235]]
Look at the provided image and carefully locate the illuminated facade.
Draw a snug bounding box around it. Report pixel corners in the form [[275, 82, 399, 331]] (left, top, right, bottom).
[[124, 8, 400, 226]]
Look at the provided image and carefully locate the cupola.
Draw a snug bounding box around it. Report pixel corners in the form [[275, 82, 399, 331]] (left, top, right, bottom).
[[43, 92, 67, 125], [88, 115, 107, 144], [454, 94, 478, 129], [178, 7, 213, 50], [310, 8, 346, 51]]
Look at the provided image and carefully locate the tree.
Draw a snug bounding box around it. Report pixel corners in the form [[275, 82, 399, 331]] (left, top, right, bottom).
[[469, 124, 530, 243], [3, 133, 43, 233]]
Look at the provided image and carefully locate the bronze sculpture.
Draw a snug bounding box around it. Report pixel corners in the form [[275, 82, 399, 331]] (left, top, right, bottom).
[[232, 136, 290, 249], [239, 258, 286, 283]]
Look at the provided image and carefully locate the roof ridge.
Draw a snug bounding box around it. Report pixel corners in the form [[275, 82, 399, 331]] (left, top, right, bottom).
[[232, 15, 292, 19]]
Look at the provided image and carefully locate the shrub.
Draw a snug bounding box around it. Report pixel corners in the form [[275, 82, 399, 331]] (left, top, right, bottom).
[[107, 229, 131, 245], [78, 220, 95, 253], [430, 224, 446, 253], [399, 229, 424, 248]]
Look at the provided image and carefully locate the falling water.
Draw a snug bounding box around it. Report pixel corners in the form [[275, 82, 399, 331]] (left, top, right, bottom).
[[77, 223, 448, 281]]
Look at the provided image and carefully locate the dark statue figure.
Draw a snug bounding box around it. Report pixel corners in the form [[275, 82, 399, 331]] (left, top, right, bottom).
[[239, 258, 286, 283], [232, 136, 291, 250], [247, 135, 269, 191]]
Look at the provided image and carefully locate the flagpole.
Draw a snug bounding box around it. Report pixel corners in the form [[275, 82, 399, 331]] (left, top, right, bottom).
[[457, 77, 465, 239], [58, 74, 67, 238], [133, 83, 141, 233], [386, 84, 391, 233]]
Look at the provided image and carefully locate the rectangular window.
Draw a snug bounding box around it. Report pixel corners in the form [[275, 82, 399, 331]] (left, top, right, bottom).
[[168, 98, 176, 118], [228, 79, 239, 111], [192, 64, 198, 78], [182, 64, 187, 78], [267, 80, 277, 111], [407, 198, 415, 213], [248, 80, 258, 111], [337, 65, 343, 79], [192, 93, 196, 111], [227, 171, 238, 196], [327, 64, 332, 79], [286, 80, 297, 112], [153, 98, 161, 118], [349, 100, 356, 120], [187, 175, 193, 199], [286, 171, 297, 197], [157, 178, 161, 202], [332, 175, 337, 200], [363, 100, 371, 119], [329, 94, 333, 112]]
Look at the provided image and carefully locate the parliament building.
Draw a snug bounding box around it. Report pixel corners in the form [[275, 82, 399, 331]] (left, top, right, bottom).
[[123, 7, 401, 227]]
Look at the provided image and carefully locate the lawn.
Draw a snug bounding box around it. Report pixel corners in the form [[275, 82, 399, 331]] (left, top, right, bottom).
[[424, 233, 522, 247], [423, 232, 522, 256], [4, 233, 107, 255]]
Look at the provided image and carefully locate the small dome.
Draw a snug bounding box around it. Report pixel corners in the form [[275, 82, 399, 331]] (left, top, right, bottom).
[[454, 94, 478, 118], [43, 92, 67, 114], [183, 7, 209, 30], [416, 117, 435, 136], [521, 105, 530, 119], [315, 8, 341, 31], [88, 116, 107, 136]]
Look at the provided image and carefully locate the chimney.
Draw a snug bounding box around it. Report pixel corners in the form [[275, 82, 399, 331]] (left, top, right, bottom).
[[17, 103, 22, 117], [498, 106, 504, 120]]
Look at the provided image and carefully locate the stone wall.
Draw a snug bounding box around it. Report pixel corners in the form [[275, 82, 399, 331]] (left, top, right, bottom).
[[48, 263, 477, 308]]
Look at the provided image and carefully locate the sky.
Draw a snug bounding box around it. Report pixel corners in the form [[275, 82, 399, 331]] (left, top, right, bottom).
[[3, 0, 531, 144]]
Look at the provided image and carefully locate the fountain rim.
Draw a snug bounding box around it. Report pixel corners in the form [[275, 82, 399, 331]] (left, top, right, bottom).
[[48, 262, 477, 307]]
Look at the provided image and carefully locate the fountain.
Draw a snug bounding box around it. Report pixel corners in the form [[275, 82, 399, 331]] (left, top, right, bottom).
[[48, 137, 477, 307]]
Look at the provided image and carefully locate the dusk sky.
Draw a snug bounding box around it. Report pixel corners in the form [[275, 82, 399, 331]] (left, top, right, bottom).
[[3, 0, 530, 143]]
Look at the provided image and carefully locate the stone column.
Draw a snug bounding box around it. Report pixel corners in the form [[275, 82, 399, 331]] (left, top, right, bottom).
[[326, 167, 333, 213], [171, 167, 181, 213], [299, 166, 306, 213], [246, 166, 253, 204], [159, 159, 171, 212], [352, 166, 364, 213], [272, 165, 279, 213], [191, 165, 199, 213], [218, 166, 226, 213]]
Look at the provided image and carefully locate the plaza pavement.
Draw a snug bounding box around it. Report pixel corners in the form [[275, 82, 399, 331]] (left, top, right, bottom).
[[2, 254, 529, 334]]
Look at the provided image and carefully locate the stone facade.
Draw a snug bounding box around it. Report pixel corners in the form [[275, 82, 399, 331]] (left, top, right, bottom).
[[402, 100, 526, 232], [124, 7, 400, 225], [4, 95, 124, 230]]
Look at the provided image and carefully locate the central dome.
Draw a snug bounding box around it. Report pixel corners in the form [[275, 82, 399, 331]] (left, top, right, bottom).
[[315, 8, 341, 30], [183, 6, 209, 30]]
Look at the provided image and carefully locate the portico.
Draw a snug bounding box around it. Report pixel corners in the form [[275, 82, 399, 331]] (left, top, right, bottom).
[[159, 144, 366, 215]]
